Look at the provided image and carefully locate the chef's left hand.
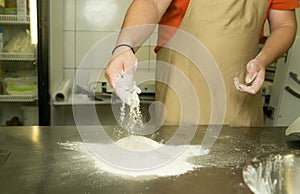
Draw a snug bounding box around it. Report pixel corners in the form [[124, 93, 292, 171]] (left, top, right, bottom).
[[234, 59, 265, 94]]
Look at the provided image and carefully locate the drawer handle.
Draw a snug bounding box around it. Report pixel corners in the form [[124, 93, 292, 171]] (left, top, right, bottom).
[[285, 86, 300, 99], [289, 72, 300, 85]]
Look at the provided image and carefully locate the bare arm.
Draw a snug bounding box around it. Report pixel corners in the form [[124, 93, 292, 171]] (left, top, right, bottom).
[[116, 0, 173, 50], [235, 9, 297, 94], [105, 0, 173, 87], [256, 9, 297, 67]]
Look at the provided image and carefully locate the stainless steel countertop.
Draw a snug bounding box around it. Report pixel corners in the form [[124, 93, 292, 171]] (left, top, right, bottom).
[[0, 126, 299, 194]]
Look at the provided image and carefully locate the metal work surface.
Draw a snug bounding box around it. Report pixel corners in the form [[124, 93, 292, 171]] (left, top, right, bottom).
[[243, 150, 300, 194], [0, 126, 299, 194]]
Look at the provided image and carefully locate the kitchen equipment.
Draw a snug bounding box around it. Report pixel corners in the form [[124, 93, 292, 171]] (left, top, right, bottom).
[[0, 0, 49, 126], [0, 125, 295, 194], [53, 79, 72, 102], [265, 36, 300, 126], [0, 150, 11, 168], [243, 150, 300, 194], [285, 116, 300, 136]]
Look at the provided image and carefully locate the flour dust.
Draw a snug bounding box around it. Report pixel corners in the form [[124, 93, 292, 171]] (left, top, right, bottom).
[[58, 136, 208, 179], [118, 101, 144, 135]]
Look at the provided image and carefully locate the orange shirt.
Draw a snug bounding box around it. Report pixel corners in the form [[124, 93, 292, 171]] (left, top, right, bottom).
[[155, 0, 300, 52], [270, 0, 300, 10], [261, 0, 300, 38]]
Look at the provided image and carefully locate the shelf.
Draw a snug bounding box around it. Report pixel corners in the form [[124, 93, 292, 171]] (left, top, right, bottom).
[[0, 53, 35, 61], [0, 95, 37, 102], [0, 15, 30, 24], [53, 94, 155, 106], [53, 94, 112, 106]]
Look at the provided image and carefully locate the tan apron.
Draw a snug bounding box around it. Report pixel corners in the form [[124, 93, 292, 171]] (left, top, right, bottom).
[[156, 0, 268, 126]]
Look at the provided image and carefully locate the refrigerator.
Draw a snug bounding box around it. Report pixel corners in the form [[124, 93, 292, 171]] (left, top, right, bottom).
[[0, 0, 49, 126]]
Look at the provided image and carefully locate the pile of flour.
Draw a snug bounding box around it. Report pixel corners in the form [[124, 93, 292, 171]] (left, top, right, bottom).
[[59, 135, 207, 179], [115, 135, 161, 151]]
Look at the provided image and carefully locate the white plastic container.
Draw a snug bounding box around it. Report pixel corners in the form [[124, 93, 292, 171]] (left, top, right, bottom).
[[4, 76, 38, 96]]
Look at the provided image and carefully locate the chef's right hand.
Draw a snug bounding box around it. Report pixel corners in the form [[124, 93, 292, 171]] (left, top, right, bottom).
[[105, 47, 136, 88]]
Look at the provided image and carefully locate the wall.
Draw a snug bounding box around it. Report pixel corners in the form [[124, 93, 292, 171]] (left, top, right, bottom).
[[50, 0, 65, 125], [63, 0, 156, 82]]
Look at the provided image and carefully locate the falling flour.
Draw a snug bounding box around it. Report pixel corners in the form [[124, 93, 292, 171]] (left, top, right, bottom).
[[59, 136, 206, 179], [117, 85, 145, 136], [112, 70, 144, 135], [119, 101, 144, 135]]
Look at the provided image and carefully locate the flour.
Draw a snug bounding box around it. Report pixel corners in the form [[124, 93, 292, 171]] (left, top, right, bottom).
[[114, 63, 141, 109], [114, 66, 144, 135], [118, 102, 144, 135], [115, 135, 162, 151], [58, 136, 207, 179]]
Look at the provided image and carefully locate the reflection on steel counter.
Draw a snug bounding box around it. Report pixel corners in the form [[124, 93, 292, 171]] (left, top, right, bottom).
[[0, 126, 298, 194], [243, 150, 300, 194]]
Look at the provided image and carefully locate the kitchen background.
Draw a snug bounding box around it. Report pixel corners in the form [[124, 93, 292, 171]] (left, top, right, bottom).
[[1, 0, 300, 126]]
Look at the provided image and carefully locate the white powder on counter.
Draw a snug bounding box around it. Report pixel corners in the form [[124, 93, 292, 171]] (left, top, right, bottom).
[[58, 136, 207, 179], [115, 135, 162, 151]]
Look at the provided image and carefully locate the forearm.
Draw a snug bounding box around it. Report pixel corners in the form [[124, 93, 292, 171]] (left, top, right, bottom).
[[116, 0, 172, 51], [255, 9, 297, 68], [106, 0, 172, 87]]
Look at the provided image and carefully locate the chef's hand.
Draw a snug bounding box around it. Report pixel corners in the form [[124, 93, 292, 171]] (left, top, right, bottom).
[[105, 47, 136, 88], [105, 46, 141, 106], [114, 68, 141, 107], [234, 59, 266, 94]]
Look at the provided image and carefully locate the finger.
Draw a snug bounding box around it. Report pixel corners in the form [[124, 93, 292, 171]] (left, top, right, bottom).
[[239, 84, 257, 94], [234, 76, 260, 94], [239, 77, 262, 94], [246, 59, 261, 72], [234, 77, 243, 92], [245, 60, 260, 84], [134, 86, 142, 94], [245, 71, 258, 84]]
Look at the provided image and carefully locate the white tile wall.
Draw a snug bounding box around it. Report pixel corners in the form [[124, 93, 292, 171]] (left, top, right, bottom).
[[75, 0, 132, 31], [64, 0, 76, 30], [75, 31, 113, 68], [63, 0, 156, 82], [64, 68, 76, 80], [64, 31, 75, 68]]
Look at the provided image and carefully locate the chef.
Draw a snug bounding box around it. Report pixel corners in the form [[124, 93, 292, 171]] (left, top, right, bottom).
[[105, 0, 300, 126]]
